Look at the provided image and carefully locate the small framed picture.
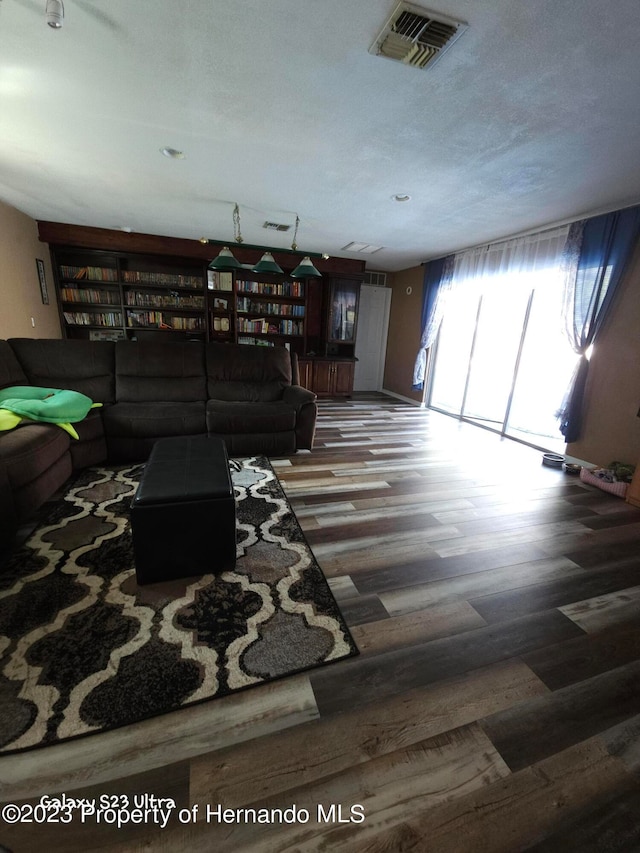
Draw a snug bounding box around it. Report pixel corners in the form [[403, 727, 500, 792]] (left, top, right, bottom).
[[36, 259, 49, 304], [214, 297, 228, 310]]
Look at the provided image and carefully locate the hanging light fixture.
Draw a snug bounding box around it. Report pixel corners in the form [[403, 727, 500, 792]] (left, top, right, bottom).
[[208, 247, 242, 271], [207, 203, 244, 271], [45, 0, 64, 28], [206, 205, 325, 276], [289, 214, 321, 277], [290, 256, 322, 278], [252, 252, 284, 275]]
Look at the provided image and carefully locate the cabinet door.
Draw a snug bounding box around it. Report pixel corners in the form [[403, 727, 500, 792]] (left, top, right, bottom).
[[298, 359, 314, 390], [312, 360, 334, 395], [328, 280, 359, 344], [333, 361, 355, 396]]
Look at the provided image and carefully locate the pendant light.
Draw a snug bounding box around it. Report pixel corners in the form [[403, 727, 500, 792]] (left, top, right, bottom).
[[290, 256, 321, 278], [289, 215, 321, 278], [207, 203, 244, 271], [207, 247, 242, 271], [45, 0, 64, 28], [252, 252, 284, 275]]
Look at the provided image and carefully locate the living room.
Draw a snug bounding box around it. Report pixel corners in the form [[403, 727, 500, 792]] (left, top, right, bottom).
[[2, 1, 640, 851]]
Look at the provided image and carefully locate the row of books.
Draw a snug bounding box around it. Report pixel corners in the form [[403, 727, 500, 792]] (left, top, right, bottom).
[[60, 287, 120, 305], [126, 311, 205, 330], [237, 318, 303, 336], [236, 297, 305, 316], [63, 311, 122, 327], [237, 336, 276, 347], [59, 265, 118, 281], [124, 292, 205, 309], [121, 271, 203, 289], [236, 281, 304, 297]]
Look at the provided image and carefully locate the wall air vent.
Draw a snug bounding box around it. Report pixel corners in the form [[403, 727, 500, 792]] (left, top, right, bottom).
[[369, 2, 467, 70], [364, 271, 388, 287], [263, 221, 290, 232]]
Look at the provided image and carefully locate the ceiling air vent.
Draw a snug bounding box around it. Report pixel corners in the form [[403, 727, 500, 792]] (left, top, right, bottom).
[[369, 3, 467, 70], [263, 221, 290, 232]]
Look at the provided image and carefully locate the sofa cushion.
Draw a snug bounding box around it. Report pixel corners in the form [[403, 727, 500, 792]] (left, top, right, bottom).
[[0, 340, 28, 390], [206, 400, 296, 434], [9, 339, 116, 403], [103, 402, 206, 438], [0, 423, 70, 491], [206, 343, 291, 402], [115, 341, 206, 402]]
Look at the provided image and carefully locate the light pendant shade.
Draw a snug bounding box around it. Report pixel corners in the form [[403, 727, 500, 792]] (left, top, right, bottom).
[[252, 252, 284, 275], [290, 256, 322, 278], [208, 246, 242, 271]]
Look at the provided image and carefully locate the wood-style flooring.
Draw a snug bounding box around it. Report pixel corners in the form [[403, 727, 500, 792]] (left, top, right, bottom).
[[3, 394, 640, 852]]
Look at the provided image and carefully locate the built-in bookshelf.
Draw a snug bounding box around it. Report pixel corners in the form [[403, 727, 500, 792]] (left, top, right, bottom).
[[43, 226, 366, 354], [52, 249, 207, 340], [208, 268, 308, 352]]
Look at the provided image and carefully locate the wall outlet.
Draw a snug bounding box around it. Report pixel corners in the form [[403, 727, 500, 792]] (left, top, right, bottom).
[[31, 317, 35, 327]]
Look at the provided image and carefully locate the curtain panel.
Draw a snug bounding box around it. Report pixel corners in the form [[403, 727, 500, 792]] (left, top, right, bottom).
[[412, 255, 454, 390], [413, 226, 570, 390], [558, 204, 640, 443]]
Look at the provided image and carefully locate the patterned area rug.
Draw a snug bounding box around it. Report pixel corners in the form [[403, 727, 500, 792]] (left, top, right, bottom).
[[0, 457, 357, 754]]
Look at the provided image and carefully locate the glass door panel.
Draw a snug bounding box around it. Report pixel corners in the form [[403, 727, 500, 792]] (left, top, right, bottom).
[[429, 280, 478, 415], [505, 272, 579, 451], [462, 277, 530, 428]]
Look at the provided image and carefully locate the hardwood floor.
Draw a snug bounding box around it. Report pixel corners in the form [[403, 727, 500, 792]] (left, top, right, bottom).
[[3, 394, 640, 852]]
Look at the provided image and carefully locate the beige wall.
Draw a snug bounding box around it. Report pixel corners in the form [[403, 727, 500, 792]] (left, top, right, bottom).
[[567, 245, 640, 467], [382, 265, 424, 404], [0, 199, 61, 339]]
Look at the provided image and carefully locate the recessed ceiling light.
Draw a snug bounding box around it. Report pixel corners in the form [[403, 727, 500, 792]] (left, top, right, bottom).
[[160, 147, 185, 159], [392, 193, 411, 202]]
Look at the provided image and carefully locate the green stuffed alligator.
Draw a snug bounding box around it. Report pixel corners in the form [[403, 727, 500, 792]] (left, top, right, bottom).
[[0, 386, 102, 440]]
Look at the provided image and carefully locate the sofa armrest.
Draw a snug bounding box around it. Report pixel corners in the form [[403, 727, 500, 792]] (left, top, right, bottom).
[[282, 384, 316, 409]]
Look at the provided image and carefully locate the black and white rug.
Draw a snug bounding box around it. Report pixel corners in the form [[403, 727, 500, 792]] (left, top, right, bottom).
[[0, 457, 357, 753]]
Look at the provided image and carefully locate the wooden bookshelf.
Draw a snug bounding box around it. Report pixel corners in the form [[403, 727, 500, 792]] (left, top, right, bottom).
[[51, 249, 207, 341]]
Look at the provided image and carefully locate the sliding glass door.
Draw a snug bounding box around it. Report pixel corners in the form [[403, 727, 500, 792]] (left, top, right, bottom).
[[428, 267, 578, 452]]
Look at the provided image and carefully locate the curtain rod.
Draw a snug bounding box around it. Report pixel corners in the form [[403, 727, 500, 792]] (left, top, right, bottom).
[[421, 198, 640, 265]]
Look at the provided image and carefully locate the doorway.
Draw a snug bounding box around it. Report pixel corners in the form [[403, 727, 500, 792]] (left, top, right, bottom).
[[354, 284, 392, 392]]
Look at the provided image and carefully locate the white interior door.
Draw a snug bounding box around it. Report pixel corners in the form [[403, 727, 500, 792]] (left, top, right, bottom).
[[354, 284, 391, 391]]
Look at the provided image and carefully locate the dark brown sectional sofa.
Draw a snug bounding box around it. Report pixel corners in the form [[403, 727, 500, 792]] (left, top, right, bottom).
[[0, 339, 317, 552]]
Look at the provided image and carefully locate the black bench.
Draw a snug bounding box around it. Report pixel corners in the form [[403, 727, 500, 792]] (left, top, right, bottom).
[[130, 436, 236, 585]]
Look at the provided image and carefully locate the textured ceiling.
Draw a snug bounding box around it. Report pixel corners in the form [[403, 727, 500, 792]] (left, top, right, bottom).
[[1, 0, 640, 271]]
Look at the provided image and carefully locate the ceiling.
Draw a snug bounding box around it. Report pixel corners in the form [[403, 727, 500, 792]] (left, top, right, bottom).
[[2, 0, 640, 271]]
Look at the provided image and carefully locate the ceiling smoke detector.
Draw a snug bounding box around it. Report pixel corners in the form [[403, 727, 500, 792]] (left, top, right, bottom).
[[369, 2, 467, 70]]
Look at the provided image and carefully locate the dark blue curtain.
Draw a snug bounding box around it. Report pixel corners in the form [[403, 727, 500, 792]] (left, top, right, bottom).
[[559, 204, 640, 443], [412, 255, 454, 390]]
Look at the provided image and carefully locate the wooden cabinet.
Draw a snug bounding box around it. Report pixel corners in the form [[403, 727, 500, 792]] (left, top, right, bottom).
[[298, 357, 356, 397], [41, 223, 367, 347], [327, 279, 360, 353]]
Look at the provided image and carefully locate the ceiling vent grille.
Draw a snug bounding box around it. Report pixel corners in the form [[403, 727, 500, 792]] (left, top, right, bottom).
[[263, 221, 290, 232], [369, 3, 467, 69], [364, 271, 388, 287]]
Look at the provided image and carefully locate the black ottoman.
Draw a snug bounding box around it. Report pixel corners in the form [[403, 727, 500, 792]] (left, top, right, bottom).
[[130, 436, 236, 585]]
